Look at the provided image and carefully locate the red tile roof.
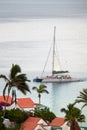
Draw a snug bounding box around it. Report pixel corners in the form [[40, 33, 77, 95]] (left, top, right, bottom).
[[0, 96, 12, 104], [20, 117, 41, 130], [50, 117, 65, 126], [17, 98, 35, 108], [0, 96, 35, 108]]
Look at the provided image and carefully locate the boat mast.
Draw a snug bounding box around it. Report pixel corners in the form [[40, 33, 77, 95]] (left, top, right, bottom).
[[52, 26, 56, 75]]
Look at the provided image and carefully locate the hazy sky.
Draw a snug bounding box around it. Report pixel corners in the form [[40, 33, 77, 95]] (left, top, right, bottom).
[[0, 0, 87, 18]]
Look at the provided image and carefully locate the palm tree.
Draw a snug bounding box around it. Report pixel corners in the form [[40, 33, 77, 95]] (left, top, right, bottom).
[[75, 89, 87, 109], [32, 84, 49, 104], [61, 103, 85, 130], [0, 64, 30, 105]]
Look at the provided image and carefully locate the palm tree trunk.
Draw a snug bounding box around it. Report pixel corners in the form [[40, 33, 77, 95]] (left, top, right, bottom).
[[38, 94, 41, 104], [3, 96, 9, 117], [70, 120, 81, 130]]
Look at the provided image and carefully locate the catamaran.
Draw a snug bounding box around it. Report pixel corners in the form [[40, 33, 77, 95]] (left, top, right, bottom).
[[33, 26, 81, 83]]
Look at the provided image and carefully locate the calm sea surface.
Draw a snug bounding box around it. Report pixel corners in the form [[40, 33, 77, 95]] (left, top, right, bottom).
[[0, 18, 87, 126]]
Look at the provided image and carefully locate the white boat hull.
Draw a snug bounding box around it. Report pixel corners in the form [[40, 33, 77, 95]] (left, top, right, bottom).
[[42, 78, 81, 83]]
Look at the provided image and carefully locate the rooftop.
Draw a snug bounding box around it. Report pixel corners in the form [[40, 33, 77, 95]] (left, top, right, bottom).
[[20, 117, 42, 130], [17, 98, 35, 108], [0, 96, 12, 105], [50, 117, 65, 127]]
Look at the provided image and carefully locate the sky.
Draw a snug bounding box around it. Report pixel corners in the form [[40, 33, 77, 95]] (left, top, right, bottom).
[[0, 0, 87, 73], [0, 0, 87, 19]]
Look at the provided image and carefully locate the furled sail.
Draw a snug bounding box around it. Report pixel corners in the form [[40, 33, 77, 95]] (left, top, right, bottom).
[[52, 26, 68, 75], [53, 50, 62, 72]]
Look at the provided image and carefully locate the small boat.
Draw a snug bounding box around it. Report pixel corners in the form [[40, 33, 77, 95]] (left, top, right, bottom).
[[33, 77, 43, 82], [34, 26, 81, 83]]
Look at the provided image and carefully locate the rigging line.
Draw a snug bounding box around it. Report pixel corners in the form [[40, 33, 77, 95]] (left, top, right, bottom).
[[41, 42, 52, 78]]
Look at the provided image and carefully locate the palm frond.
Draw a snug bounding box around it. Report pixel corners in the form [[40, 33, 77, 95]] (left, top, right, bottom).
[[32, 86, 37, 90], [61, 108, 67, 113], [39, 84, 47, 89], [16, 82, 30, 94], [78, 89, 87, 100], [14, 74, 30, 82], [0, 74, 8, 81], [75, 89, 87, 109], [61, 103, 85, 123], [77, 114, 85, 122], [81, 103, 87, 109], [38, 84, 47, 92], [10, 64, 21, 79], [41, 89, 49, 94], [75, 99, 87, 103]]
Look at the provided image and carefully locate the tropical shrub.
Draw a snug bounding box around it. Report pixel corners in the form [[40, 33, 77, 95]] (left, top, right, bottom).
[[0, 122, 6, 130], [5, 125, 20, 130], [0, 110, 4, 122], [4, 109, 29, 123], [34, 107, 56, 122]]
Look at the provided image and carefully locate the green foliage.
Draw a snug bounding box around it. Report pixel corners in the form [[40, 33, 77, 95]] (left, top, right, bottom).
[[0, 111, 5, 129], [34, 107, 56, 122], [32, 84, 49, 104], [75, 88, 87, 109], [0, 109, 29, 129], [10, 64, 21, 79], [32, 84, 49, 94], [0, 110, 4, 122], [61, 103, 85, 123], [0, 64, 30, 103], [5, 125, 20, 130], [61, 103, 85, 130], [0, 122, 6, 130], [4, 109, 29, 123]]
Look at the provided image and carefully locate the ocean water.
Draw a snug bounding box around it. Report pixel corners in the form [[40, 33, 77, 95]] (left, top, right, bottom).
[[0, 18, 87, 126]]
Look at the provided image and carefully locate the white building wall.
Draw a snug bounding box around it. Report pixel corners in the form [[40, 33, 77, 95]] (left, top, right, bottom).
[[35, 125, 44, 130], [38, 119, 47, 125]]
